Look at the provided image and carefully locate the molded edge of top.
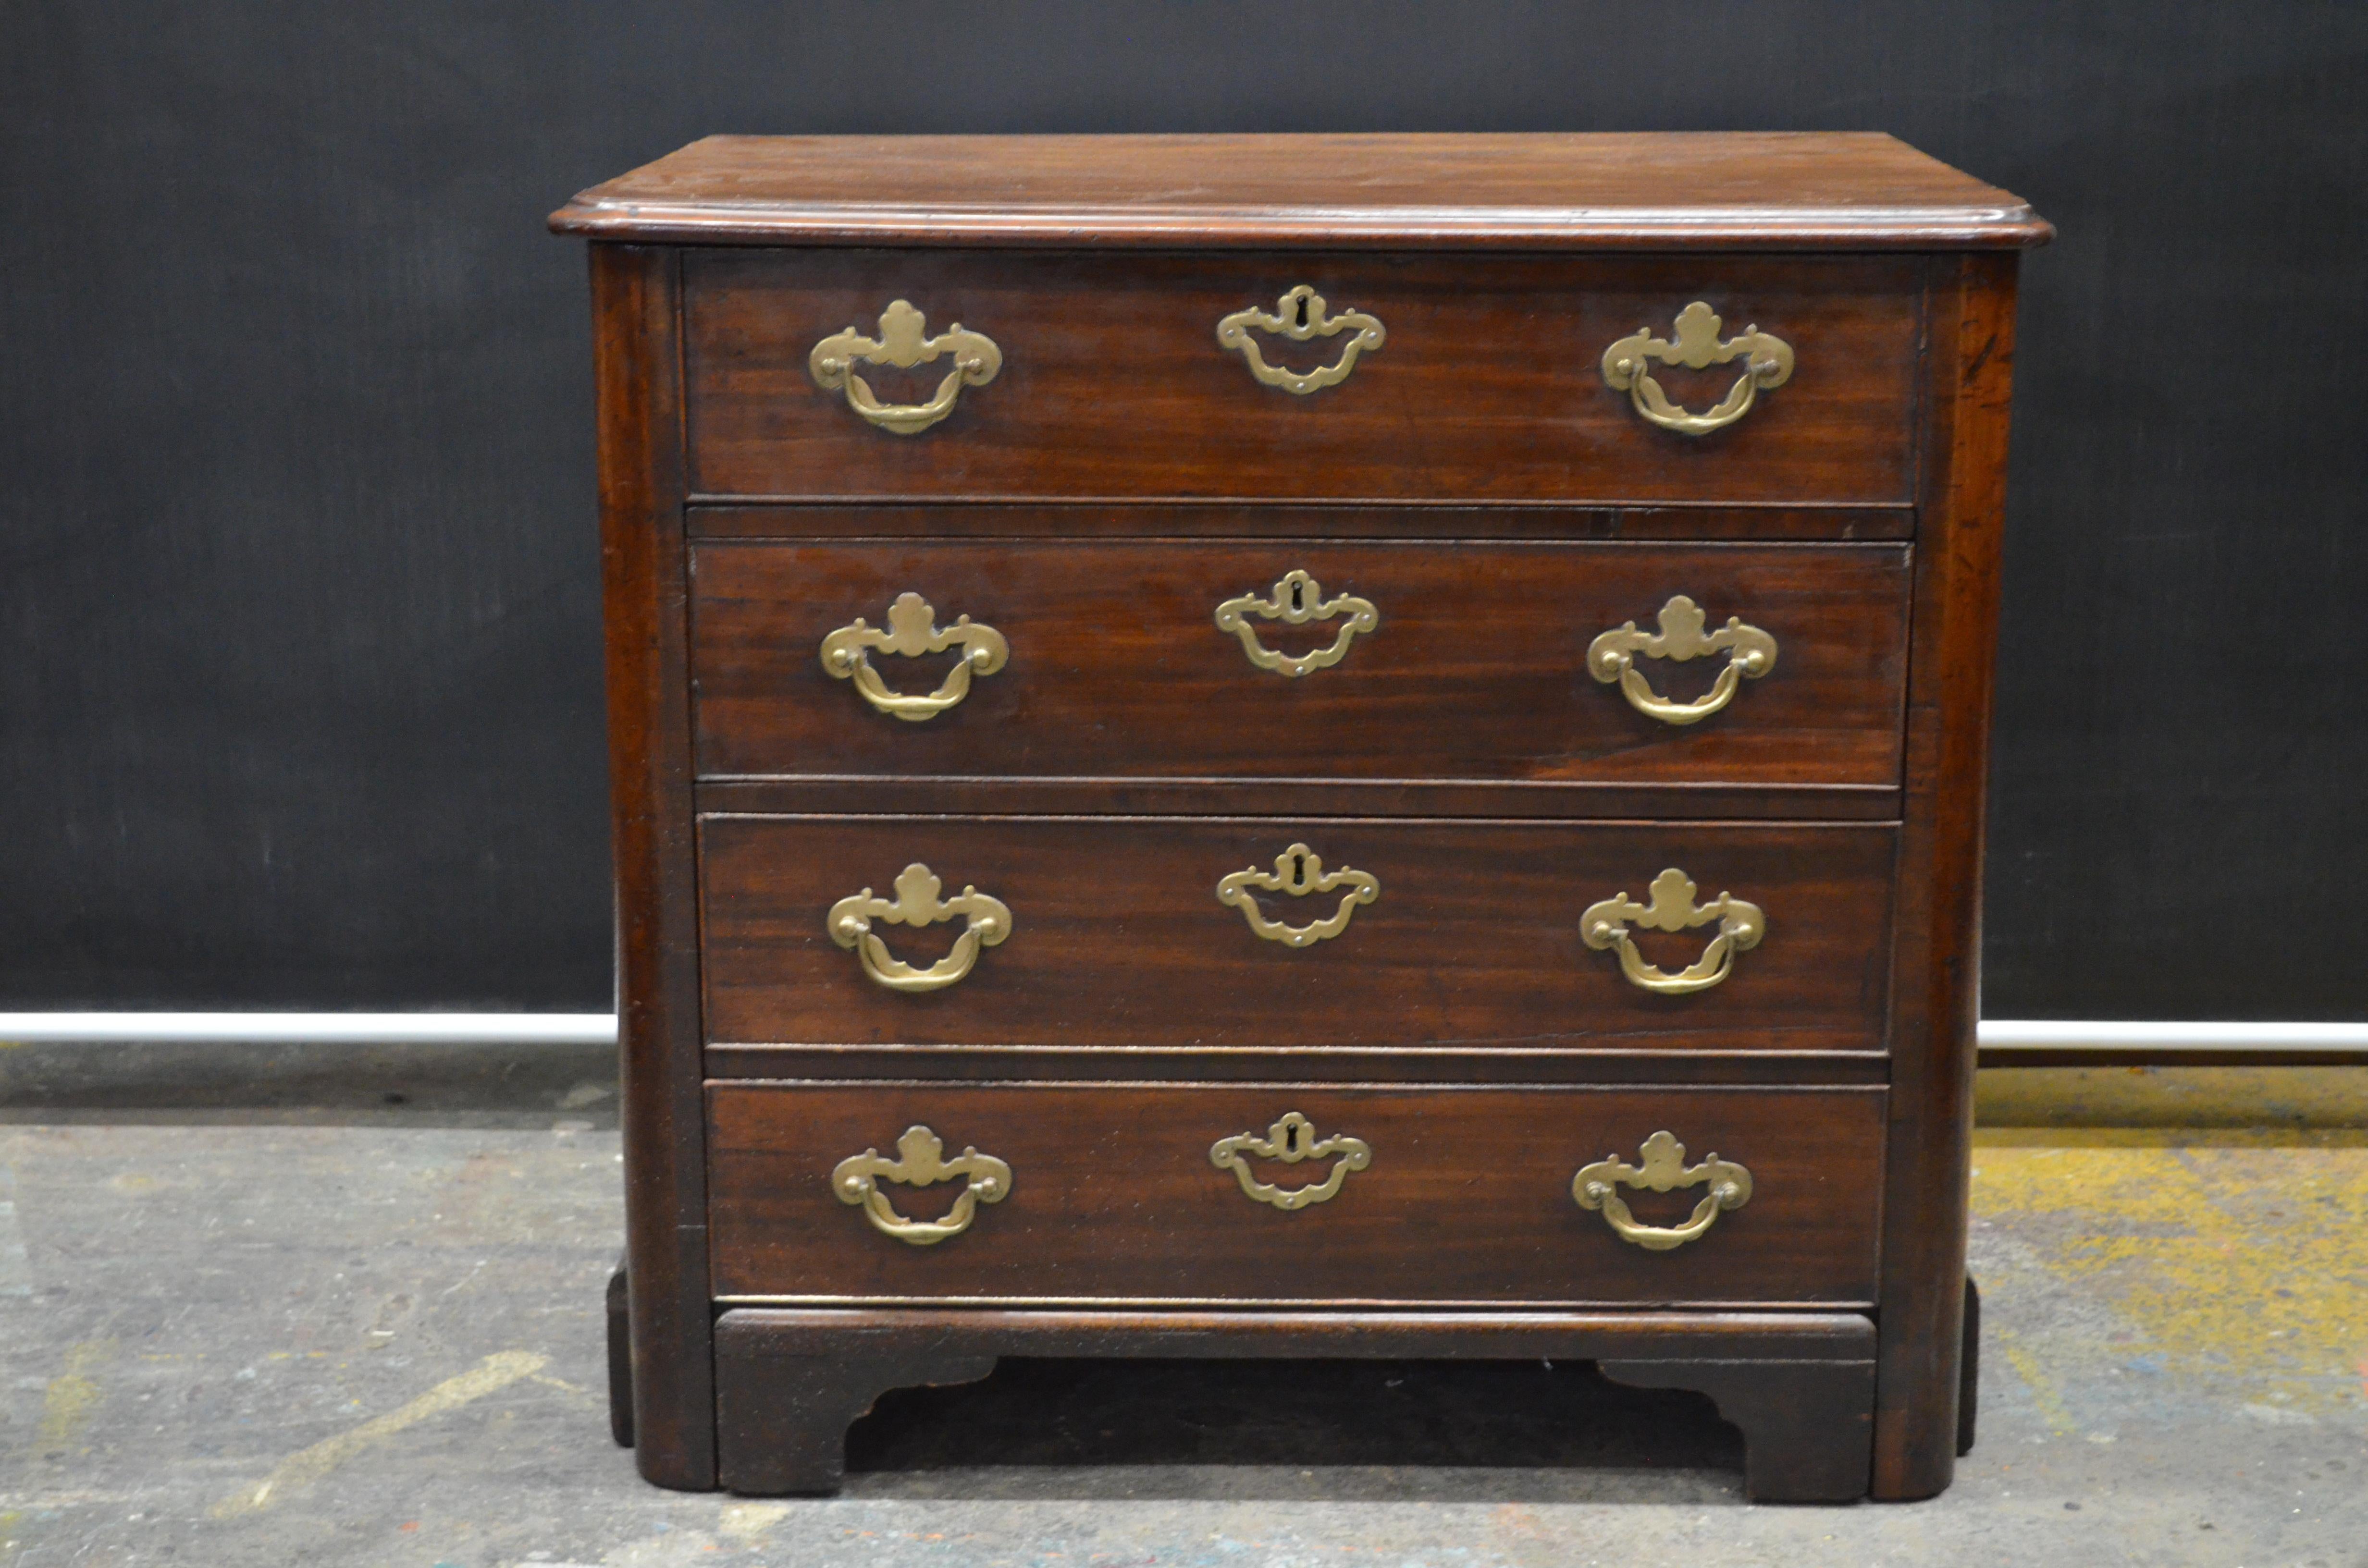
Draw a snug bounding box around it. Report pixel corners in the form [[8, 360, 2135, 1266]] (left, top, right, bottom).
[[549, 133, 2054, 250]]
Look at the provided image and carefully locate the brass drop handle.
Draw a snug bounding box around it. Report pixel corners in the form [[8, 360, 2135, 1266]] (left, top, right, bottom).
[[1210, 1113, 1372, 1211], [1601, 302, 1793, 436], [828, 863, 1012, 993], [833, 1125, 1011, 1246], [1573, 1131, 1752, 1251], [1217, 844, 1379, 947], [1580, 869, 1764, 996], [1214, 571, 1379, 677], [810, 300, 1002, 435], [820, 592, 1008, 722], [1587, 596, 1777, 725], [1216, 286, 1385, 393]]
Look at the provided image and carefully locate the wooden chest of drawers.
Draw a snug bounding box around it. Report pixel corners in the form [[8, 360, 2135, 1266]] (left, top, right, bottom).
[[552, 133, 2048, 1503]]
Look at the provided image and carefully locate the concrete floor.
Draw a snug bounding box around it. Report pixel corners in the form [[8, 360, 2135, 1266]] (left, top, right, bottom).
[[1, 1045, 2363, 1567]]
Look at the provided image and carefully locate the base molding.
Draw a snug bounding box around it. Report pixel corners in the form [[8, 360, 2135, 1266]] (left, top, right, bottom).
[[710, 1306, 1877, 1502]]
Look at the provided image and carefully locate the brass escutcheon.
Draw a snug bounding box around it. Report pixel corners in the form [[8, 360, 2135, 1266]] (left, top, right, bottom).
[[1215, 285, 1385, 394], [1587, 595, 1778, 726], [1209, 1112, 1372, 1212], [819, 592, 1008, 721], [827, 863, 1012, 992], [1601, 302, 1793, 436], [1217, 844, 1379, 948], [1214, 570, 1379, 677], [810, 300, 1002, 435], [1579, 868, 1765, 995], [1572, 1131, 1753, 1251], [832, 1125, 1012, 1246]]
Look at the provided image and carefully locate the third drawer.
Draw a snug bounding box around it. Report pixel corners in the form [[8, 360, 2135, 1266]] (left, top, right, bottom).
[[692, 538, 1911, 791], [701, 815, 1896, 1053]]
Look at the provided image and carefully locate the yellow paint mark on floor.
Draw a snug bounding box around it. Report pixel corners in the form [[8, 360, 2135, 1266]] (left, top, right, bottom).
[[719, 1503, 792, 1541], [36, 1339, 117, 1452], [1973, 1119, 2368, 1412], [1989, 1326, 2076, 1434], [1978, 1066, 2368, 1130], [529, 1371, 601, 1408], [209, 1349, 547, 1517]]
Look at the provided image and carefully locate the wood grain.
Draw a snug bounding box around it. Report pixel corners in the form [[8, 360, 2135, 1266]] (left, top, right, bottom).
[[694, 776, 1898, 822], [691, 539, 1912, 790], [590, 244, 715, 1489], [706, 1083, 1887, 1306], [703, 1042, 1888, 1087], [1869, 252, 2021, 1499], [682, 251, 1924, 503], [698, 816, 1899, 1052], [552, 133, 2051, 250], [689, 502, 1917, 542]]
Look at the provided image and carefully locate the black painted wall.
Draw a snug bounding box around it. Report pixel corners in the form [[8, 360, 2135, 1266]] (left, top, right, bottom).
[[3, 2, 2363, 1017]]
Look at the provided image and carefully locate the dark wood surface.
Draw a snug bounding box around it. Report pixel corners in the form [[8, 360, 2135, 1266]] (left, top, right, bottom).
[[604, 1261, 632, 1448], [699, 816, 1899, 1052], [1959, 1276, 1982, 1457], [708, 1083, 1887, 1304], [590, 244, 715, 1490], [713, 1306, 1879, 1501], [683, 251, 1923, 504], [696, 777, 1898, 822], [551, 133, 2050, 250], [561, 136, 2043, 1502], [1869, 252, 2019, 1499], [704, 1042, 1889, 1086], [691, 502, 1917, 542], [692, 539, 1912, 790], [1599, 1357, 1876, 1502], [715, 1335, 999, 1496]]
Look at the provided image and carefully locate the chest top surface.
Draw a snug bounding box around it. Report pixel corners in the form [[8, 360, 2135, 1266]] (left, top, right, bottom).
[[549, 131, 2049, 250]]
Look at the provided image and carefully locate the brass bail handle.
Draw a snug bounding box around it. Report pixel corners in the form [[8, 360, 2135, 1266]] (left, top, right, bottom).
[[810, 300, 1002, 435], [1209, 1112, 1373, 1211], [827, 863, 1013, 992], [1587, 595, 1777, 725], [819, 592, 1009, 722], [833, 1125, 1012, 1245], [1580, 868, 1765, 995], [1214, 570, 1379, 677], [1216, 285, 1385, 394], [1572, 1131, 1753, 1251], [1601, 302, 1793, 437]]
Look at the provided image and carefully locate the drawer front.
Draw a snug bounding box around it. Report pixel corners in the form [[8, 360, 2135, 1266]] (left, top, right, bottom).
[[694, 539, 1910, 789], [707, 1082, 1886, 1306], [701, 817, 1895, 1052], [684, 250, 1923, 503]]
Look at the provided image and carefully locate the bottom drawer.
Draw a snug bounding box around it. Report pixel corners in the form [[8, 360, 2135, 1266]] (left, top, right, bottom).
[[708, 1083, 1885, 1308]]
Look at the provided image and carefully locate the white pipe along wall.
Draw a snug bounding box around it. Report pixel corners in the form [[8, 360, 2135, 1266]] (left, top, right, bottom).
[[0, 1014, 2365, 1051]]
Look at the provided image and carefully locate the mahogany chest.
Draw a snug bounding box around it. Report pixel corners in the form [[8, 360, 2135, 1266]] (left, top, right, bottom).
[[551, 133, 2049, 1501]]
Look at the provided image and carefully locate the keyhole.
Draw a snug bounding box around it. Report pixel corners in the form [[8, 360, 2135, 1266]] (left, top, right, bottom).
[[1284, 1121, 1310, 1157], [1289, 580, 1306, 612], [1295, 293, 1310, 328], [1289, 852, 1307, 886]]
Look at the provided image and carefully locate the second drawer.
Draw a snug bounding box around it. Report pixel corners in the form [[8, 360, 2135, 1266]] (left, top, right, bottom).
[[692, 539, 1911, 791], [701, 816, 1896, 1052]]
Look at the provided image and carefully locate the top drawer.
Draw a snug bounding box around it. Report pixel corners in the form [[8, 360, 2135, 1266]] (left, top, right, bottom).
[[682, 251, 1925, 505]]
